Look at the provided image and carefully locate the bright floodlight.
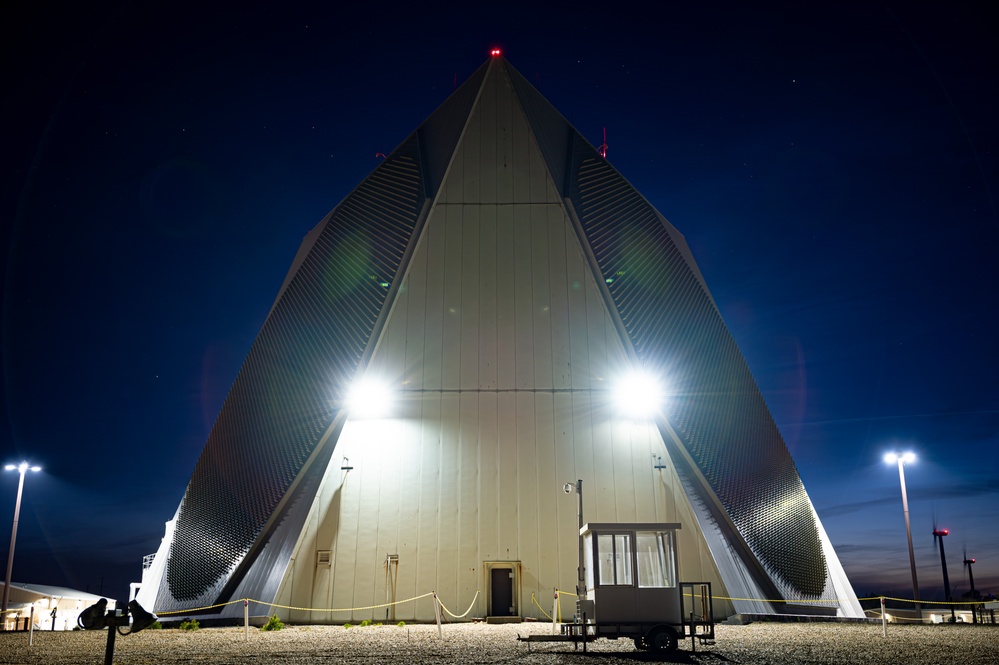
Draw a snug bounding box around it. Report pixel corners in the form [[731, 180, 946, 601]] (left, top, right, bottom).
[[345, 378, 394, 419], [884, 451, 916, 465], [613, 370, 664, 419], [4, 462, 40, 473]]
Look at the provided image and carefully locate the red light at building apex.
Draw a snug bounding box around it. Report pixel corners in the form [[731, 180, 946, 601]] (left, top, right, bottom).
[[491, 48, 501, 57]]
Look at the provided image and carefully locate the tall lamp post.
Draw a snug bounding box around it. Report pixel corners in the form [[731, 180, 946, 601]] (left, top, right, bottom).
[[884, 452, 920, 619], [3, 462, 42, 622]]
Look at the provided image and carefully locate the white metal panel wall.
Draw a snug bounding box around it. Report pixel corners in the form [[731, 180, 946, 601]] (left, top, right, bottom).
[[283, 399, 732, 620], [280, 64, 731, 622]]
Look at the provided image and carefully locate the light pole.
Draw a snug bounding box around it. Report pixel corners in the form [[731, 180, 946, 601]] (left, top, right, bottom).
[[884, 452, 920, 619], [3, 462, 42, 621], [562, 480, 585, 599]]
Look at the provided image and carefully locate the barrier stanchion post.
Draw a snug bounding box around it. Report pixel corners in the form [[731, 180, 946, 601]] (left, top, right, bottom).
[[551, 590, 558, 634], [881, 597, 887, 637], [433, 592, 443, 640], [244, 599, 249, 641]]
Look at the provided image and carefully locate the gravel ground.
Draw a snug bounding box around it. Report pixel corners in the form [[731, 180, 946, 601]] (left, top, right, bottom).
[[1, 621, 996, 664]]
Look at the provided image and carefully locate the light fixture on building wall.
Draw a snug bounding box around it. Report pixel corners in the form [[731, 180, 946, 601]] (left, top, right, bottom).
[[612, 370, 665, 420], [345, 377, 395, 419]]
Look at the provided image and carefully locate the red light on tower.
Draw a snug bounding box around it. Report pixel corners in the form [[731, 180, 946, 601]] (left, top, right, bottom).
[[490, 48, 501, 57], [933, 528, 950, 537]]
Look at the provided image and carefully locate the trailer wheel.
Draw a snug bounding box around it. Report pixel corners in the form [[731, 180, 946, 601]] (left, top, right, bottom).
[[634, 636, 650, 651], [646, 626, 678, 653]]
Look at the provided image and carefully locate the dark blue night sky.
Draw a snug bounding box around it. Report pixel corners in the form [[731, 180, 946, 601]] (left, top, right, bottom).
[[2, 1, 996, 605]]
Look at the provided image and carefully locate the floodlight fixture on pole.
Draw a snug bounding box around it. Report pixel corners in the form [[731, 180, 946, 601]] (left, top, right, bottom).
[[884, 451, 920, 618], [3, 461, 42, 618]]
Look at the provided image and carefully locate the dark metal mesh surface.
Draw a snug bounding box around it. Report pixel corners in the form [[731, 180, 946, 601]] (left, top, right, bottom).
[[567, 142, 827, 597], [164, 139, 426, 603]]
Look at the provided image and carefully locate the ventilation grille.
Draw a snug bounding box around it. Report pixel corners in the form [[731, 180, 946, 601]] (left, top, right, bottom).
[[570, 144, 827, 598], [163, 137, 427, 605]]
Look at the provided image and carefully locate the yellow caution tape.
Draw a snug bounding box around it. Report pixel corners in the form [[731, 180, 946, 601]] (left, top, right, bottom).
[[258, 591, 435, 613], [157, 590, 978, 619], [530, 593, 554, 622], [157, 592, 435, 617], [154, 599, 246, 616], [437, 591, 480, 619]]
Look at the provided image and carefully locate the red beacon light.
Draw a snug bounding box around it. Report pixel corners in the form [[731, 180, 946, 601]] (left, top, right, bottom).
[[933, 528, 950, 536], [490, 48, 501, 57]]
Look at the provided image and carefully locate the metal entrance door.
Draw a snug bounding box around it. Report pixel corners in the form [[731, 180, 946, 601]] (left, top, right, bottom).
[[490, 568, 514, 616]]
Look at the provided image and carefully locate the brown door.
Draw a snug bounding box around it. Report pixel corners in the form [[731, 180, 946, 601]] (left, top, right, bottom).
[[490, 568, 514, 616]]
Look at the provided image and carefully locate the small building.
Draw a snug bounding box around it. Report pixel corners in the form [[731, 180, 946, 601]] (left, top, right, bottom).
[[1, 582, 114, 631]]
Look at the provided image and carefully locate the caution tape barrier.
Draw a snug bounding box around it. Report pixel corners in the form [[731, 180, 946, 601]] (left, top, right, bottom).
[[155, 592, 435, 617], [437, 591, 479, 619], [530, 593, 553, 622], [157, 590, 981, 619], [154, 600, 246, 616]]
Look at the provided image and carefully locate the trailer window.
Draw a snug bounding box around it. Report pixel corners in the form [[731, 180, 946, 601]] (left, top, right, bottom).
[[636, 531, 675, 588], [597, 534, 633, 586]]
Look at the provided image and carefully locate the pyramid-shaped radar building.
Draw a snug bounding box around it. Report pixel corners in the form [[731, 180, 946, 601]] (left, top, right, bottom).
[[140, 55, 861, 621]]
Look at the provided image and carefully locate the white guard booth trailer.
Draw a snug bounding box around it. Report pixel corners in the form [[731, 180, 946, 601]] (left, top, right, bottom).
[[524, 522, 715, 655]]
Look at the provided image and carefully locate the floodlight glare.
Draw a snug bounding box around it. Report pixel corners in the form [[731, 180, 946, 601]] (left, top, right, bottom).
[[884, 451, 916, 465], [884, 448, 920, 615], [613, 370, 664, 419], [345, 377, 395, 419]]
